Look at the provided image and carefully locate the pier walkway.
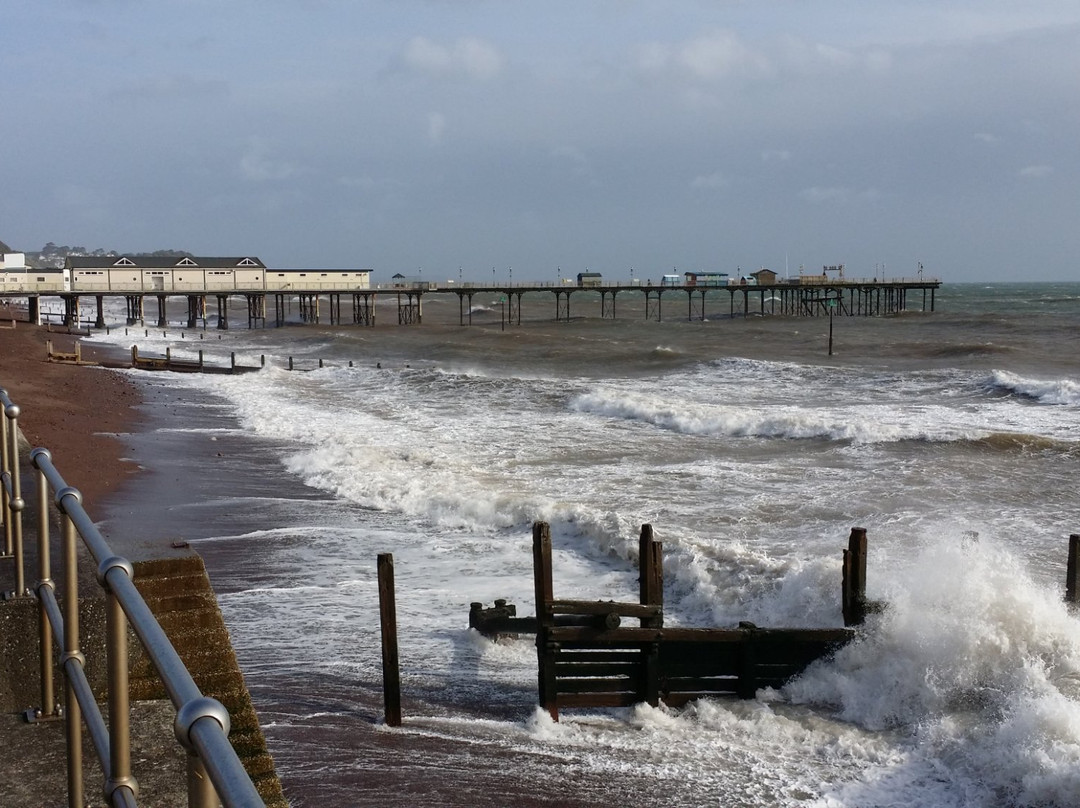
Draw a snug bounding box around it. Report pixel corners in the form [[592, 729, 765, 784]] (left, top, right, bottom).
[[31, 277, 940, 330]]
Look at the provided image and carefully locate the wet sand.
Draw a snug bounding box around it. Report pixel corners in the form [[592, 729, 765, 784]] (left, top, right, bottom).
[[0, 321, 143, 503]]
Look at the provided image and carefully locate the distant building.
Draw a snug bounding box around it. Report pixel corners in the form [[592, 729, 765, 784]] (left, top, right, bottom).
[[391, 273, 431, 290], [750, 268, 777, 285], [0, 253, 26, 271], [577, 272, 602, 287]]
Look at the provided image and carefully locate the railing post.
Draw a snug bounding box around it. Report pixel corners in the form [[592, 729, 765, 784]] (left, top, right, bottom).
[[31, 449, 57, 720], [0, 389, 11, 561], [0, 391, 27, 595], [60, 507, 85, 808], [103, 559, 138, 804], [187, 754, 219, 808]]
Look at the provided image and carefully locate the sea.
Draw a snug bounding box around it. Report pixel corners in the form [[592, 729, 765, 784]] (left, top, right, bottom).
[[73, 282, 1080, 807]]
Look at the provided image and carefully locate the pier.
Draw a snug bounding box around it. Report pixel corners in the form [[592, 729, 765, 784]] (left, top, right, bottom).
[[27, 276, 939, 331]]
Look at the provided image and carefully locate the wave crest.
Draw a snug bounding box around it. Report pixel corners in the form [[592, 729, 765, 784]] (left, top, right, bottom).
[[989, 370, 1080, 406]]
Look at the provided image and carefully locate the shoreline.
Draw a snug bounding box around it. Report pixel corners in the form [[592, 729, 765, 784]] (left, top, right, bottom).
[[0, 322, 143, 504], [0, 321, 289, 805]]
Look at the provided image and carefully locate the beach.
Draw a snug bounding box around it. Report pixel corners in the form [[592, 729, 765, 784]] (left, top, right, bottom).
[[0, 322, 142, 503]]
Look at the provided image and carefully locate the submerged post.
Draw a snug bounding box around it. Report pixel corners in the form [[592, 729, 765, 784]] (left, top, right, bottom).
[[1066, 534, 1080, 605], [842, 527, 868, 626], [377, 553, 401, 727]]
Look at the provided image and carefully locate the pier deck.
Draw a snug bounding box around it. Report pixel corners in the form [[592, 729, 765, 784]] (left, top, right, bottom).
[[29, 277, 940, 330]]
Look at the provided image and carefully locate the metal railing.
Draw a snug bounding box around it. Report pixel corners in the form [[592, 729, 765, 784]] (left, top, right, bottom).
[[0, 386, 265, 808]]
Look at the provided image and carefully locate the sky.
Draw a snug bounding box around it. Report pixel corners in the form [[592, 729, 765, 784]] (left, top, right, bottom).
[[3, 1, 1079, 283]]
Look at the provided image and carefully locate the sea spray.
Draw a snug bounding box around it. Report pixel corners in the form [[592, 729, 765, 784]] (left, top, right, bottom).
[[786, 536, 1080, 806]]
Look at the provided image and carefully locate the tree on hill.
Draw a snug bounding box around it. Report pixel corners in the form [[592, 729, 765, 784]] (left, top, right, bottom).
[[0, 239, 13, 253]]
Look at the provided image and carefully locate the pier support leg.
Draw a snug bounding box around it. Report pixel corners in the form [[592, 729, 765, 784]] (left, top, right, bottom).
[[216, 295, 229, 330]]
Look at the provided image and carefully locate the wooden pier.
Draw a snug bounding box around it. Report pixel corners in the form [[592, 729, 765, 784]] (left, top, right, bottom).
[[30, 276, 939, 331], [470, 523, 869, 720]]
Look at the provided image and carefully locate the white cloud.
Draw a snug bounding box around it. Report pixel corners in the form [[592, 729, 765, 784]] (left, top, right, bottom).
[[239, 138, 296, 182], [1019, 164, 1052, 178], [427, 111, 447, 145], [761, 149, 792, 163], [637, 30, 770, 81], [401, 36, 504, 81], [691, 171, 729, 189], [799, 186, 881, 204], [551, 145, 591, 177]]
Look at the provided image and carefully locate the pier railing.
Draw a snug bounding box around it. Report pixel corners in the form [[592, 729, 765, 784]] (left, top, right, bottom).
[[0, 386, 265, 807]]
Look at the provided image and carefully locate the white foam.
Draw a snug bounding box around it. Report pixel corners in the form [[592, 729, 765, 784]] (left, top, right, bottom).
[[990, 369, 1080, 406]]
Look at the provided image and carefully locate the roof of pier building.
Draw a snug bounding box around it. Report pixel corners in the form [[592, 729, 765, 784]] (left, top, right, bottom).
[[65, 255, 266, 270]]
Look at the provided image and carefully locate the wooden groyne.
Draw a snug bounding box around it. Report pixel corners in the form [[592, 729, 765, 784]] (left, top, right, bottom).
[[46, 340, 262, 374], [470, 523, 869, 720]]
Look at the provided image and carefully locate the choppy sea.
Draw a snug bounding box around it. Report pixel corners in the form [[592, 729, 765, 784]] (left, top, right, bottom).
[[82, 282, 1080, 807]]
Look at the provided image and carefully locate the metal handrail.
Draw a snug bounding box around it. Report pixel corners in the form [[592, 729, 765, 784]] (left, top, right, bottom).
[[0, 386, 264, 807], [0, 387, 27, 597]]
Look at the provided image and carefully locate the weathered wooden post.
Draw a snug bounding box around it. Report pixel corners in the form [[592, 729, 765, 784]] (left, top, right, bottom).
[[377, 553, 402, 727], [842, 527, 868, 626], [533, 521, 559, 720], [737, 624, 759, 699], [1066, 534, 1080, 605], [638, 524, 664, 626], [130, 345, 138, 367], [638, 523, 663, 707]]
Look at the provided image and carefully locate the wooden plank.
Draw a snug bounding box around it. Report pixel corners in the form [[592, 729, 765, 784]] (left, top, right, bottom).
[[551, 650, 644, 664], [554, 663, 642, 678], [557, 678, 641, 694], [546, 626, 851, 644], [660, 676, 739, 692], [547, 600, 662, 619], [557, 693, 640, 708]]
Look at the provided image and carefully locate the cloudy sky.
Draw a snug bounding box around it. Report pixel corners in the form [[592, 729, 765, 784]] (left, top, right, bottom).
[[4, 2, 1079, 282]]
